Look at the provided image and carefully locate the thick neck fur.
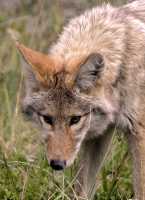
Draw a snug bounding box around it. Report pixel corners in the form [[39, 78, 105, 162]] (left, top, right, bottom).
[[50, 1, 145, 133]]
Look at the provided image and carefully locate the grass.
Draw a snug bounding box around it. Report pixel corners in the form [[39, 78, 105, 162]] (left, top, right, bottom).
[[0, 0, 133, 199]]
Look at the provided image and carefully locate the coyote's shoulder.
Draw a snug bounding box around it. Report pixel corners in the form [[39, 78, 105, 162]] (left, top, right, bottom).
[[50, 0, 145, 58], [50, 4, 126, 63]]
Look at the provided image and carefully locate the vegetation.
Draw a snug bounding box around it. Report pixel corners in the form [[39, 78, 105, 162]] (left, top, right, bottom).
[[0, 0, 133, 199]]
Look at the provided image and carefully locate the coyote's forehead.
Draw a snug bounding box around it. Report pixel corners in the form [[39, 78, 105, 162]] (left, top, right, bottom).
[[26, 87, 90, 117], [45, 88, 90, 115]]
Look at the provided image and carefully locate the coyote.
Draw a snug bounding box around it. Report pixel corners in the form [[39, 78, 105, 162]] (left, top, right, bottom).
[[16, 0, 145, 199]]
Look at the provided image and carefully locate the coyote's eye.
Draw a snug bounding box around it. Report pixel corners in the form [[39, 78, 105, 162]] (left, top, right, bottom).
[[42, 115, 54, 126], [69, 116, 81, 126]]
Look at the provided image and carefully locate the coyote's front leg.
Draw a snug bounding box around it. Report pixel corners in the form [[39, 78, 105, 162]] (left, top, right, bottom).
[[74, 130, 114, 200], [127, 125, 145, 200]]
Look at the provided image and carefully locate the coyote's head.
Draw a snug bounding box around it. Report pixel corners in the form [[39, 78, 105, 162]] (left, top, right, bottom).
[[17, 35, 121, 170]]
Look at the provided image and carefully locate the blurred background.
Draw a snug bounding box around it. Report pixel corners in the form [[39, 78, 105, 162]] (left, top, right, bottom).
[[0, 0, 133, 199]]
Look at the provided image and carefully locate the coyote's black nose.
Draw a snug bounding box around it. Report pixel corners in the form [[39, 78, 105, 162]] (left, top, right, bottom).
[[50, 160, 66, 170]]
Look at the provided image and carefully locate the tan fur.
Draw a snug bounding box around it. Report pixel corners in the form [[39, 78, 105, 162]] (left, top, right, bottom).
[[46, 128, 75, 161], [16, 42, 63, 86]]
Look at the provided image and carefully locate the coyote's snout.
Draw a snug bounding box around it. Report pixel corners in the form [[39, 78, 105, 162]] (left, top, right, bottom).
[[17, 0, 145, 199]]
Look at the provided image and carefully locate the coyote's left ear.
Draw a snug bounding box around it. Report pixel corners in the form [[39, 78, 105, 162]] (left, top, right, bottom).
[[16, 42, 62, 86], [75, 53, 104, 91]]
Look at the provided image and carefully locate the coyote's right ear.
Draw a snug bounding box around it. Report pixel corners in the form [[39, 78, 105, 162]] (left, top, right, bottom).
[[75, 53, 104, 91], [16, 42, 63, 90]]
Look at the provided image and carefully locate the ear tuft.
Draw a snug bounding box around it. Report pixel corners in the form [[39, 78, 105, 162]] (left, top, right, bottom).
[[16, 42, 63, 87], [16, 42, 55, 75], [75, 53, 104, 91]]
